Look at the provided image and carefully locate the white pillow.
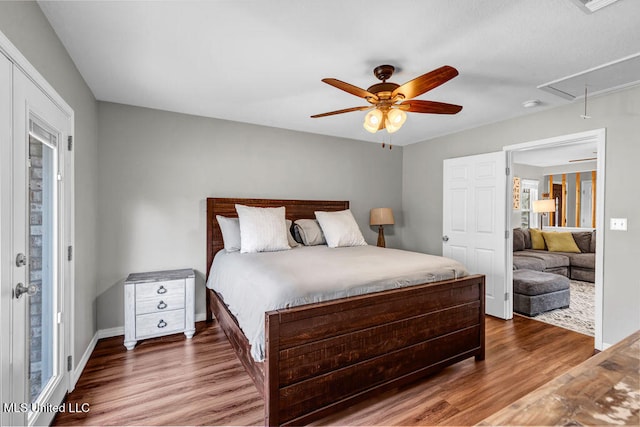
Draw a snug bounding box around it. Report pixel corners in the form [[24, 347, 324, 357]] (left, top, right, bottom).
[[235, 204, 290, 253], [315, 209, 367, 248], [294, 219, 326, 246], [216, 215, 241, 252]]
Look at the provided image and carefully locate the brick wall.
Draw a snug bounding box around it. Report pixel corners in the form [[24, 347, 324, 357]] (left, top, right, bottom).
[[29, 136, 43, 402]]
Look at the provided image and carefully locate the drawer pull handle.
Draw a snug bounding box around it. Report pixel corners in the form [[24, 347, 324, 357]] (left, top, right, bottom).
[[157, 319, 167, 329], [157, 285, 167, 294], [157, 301, 167, 310]]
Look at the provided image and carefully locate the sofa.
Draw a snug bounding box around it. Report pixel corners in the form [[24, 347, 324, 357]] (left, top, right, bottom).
[[513, 228, 595, 283]]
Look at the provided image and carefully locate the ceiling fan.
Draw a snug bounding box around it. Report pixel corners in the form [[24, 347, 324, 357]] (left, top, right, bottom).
[[311, 64, 463, 134]]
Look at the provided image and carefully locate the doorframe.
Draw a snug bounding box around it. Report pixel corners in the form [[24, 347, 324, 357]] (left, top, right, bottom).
[[0, 28, 75, 418], [504, 129, 605, 350]]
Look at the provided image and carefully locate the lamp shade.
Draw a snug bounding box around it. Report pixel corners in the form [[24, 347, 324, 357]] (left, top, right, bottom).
[[532, 199, 556, 213], [363, 109, 383, 133], [385, 109, 407, 133], [370, 208, 395, 226]]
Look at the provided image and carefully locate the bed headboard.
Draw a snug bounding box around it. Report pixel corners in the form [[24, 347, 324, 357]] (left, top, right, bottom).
[[206, 197, 349, 279]]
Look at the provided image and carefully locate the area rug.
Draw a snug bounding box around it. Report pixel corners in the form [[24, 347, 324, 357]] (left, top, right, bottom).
[[532, 280, 595, 336]]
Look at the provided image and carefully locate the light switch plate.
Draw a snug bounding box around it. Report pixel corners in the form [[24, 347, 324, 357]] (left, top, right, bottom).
[[610, 218, 627, 231]]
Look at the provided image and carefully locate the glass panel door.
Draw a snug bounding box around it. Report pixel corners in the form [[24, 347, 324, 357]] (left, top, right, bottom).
[[8, 65, 70, 426], [27, 121, 58, 406]]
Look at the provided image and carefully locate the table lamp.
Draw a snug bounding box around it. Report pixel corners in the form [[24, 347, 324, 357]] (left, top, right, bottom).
[[370, 208, 394, 248]]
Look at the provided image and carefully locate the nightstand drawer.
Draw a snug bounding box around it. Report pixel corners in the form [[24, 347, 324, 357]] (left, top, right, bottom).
[[136, 309, 185, 339], [135, 279, 184, 300], [136, 292, 185, 314]]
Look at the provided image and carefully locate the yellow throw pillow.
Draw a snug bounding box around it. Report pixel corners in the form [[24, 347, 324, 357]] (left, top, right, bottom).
[[529, 228, 546, 250], [542, 231, 581, 253]]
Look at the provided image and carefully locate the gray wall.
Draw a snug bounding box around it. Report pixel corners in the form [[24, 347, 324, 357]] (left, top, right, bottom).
[[402, 84, 640, 346], [0, 2, 98, 368], [96, 102, 404, 329]]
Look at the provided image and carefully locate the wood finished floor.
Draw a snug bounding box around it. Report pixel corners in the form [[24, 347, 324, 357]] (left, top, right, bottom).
[[54, 316, 594, 426]]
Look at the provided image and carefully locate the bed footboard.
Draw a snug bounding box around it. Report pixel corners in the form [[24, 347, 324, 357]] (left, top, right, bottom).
[[264, 274, 485, 426]]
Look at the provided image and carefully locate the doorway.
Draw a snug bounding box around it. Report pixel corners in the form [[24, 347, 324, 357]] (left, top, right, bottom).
[[1, 37, 75, 426], [551, 184, 563, 226], [504, 129, 605, 350]]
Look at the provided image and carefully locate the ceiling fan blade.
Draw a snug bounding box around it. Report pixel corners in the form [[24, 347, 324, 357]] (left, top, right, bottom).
[[399, 100, 463, 114], [310, 106, 371, 118], [392, 65, 459, 100], [322, 78, 379, 101]]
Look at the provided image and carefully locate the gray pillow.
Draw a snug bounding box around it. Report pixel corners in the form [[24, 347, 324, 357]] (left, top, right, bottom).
[[572, 231, 592, 253], [522, 228, 532, 249], [513, 228, 525, 252], [292, 223, 304, 244], [285, 219, 299, 248], [590, 230, 596, 253], [294, 219, 326, 246]]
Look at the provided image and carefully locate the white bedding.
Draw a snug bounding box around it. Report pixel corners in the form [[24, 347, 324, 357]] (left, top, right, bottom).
[[206, 245, 468, 361]]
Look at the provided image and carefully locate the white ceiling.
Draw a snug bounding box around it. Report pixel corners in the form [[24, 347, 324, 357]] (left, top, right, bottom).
[[38, 0, 640, 146]]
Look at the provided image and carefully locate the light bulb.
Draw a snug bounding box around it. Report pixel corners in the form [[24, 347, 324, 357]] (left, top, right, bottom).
[[385, 108, 406, 133], [363, 109, 383, 133]]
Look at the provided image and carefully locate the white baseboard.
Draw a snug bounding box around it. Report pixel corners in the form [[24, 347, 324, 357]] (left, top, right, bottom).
[[71, 332, 98, 391], [602, 342, 612, 351], [98, 326, 124, 339]]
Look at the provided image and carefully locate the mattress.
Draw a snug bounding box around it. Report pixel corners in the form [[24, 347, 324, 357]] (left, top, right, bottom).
[[206, 244, 468, 361]]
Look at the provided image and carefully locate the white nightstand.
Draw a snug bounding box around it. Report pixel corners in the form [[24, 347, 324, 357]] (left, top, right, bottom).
[[124, 268, 195, 350]]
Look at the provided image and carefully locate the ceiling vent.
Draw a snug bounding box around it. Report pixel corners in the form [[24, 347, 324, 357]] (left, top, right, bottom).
[[569, 0, 623, 13], [537, 52, 640, 100]]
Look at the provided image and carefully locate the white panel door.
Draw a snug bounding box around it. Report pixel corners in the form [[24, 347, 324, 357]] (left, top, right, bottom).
[[443, 151, 508, 318]]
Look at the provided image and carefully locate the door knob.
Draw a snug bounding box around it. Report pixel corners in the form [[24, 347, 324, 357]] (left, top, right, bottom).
[[442, 235, 449, 242], [14, 283, 37, 299]]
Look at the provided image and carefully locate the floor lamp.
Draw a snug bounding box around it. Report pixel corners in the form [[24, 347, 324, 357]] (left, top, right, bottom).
[[532, 199, 556, 229]]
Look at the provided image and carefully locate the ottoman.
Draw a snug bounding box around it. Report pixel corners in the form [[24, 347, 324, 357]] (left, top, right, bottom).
[[513, 269, 570, 316]]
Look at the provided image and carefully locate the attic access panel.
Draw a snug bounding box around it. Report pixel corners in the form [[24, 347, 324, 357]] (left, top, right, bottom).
[[538, 52, 640, 100], [569, 0, 623, 14]]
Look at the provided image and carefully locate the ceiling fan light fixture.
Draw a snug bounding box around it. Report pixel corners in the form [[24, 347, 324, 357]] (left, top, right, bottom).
[[314, 64, 462, 135], [385, 108, 407, 133], [363, 108, 383, 133]]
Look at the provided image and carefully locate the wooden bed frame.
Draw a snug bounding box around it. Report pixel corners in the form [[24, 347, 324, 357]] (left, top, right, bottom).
[[205, 197, 485, 426]]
